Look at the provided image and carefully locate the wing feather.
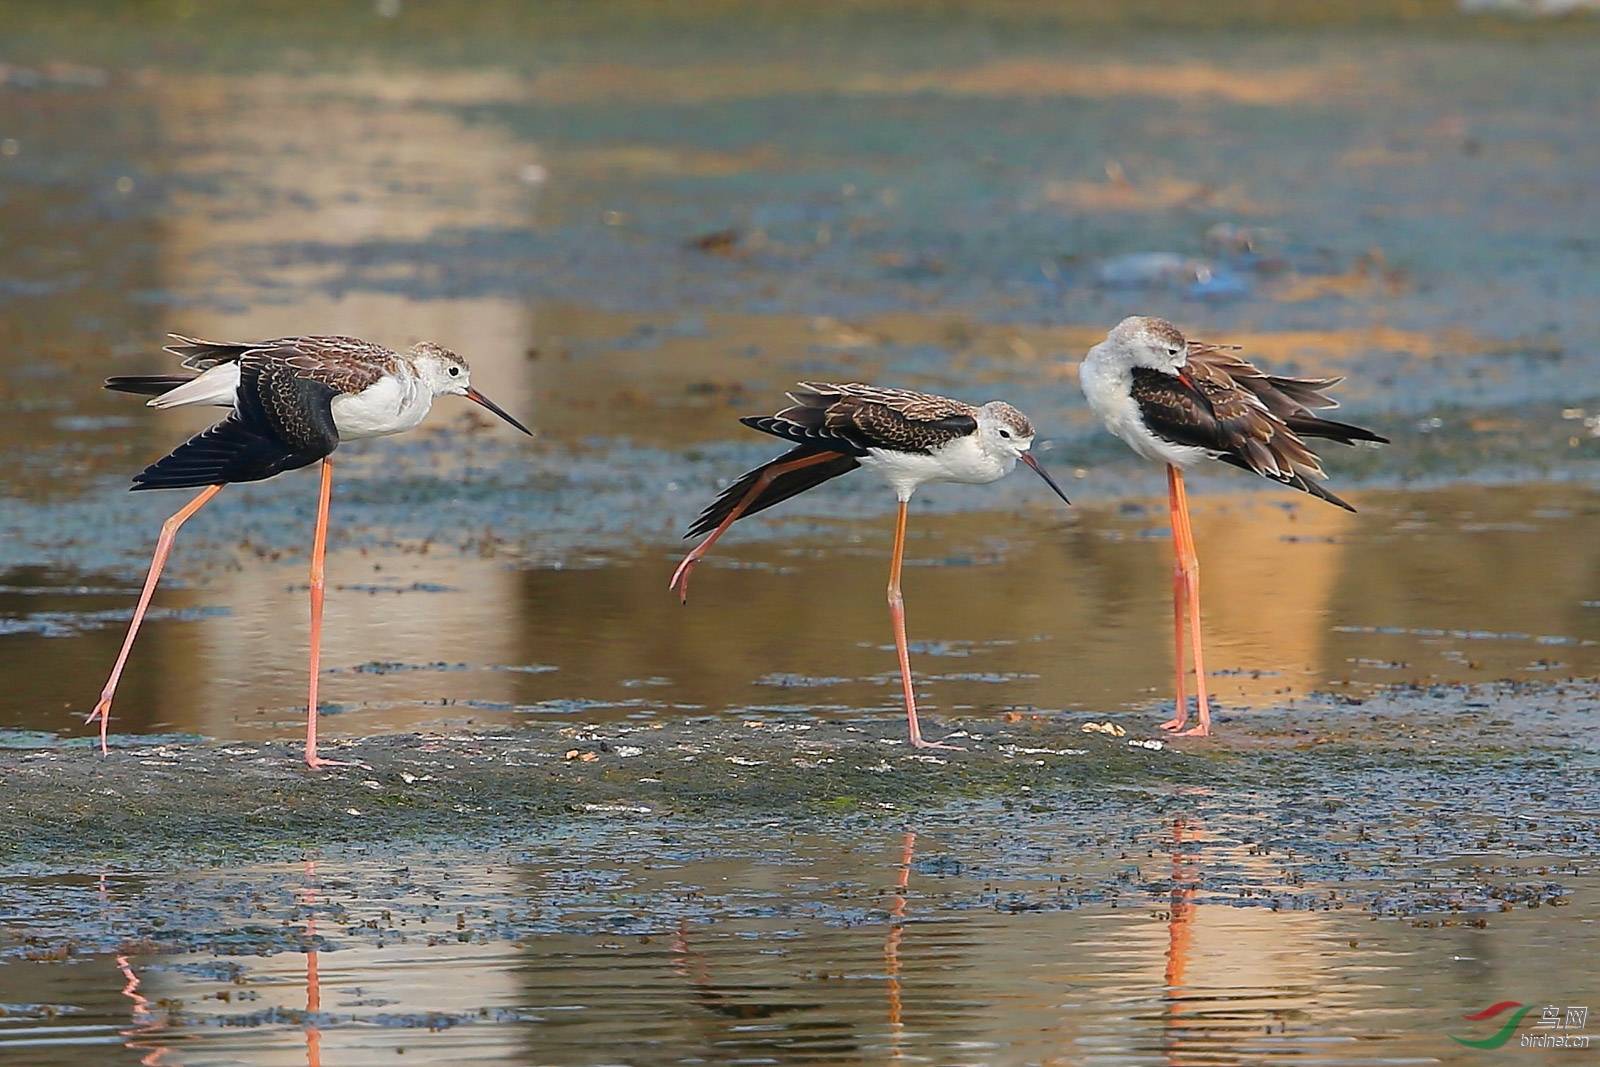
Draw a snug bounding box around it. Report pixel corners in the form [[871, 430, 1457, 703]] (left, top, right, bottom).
[[750, 382, 978, 455]]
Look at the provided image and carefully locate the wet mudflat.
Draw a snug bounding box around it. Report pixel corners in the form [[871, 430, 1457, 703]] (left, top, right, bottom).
[[4, 1, 1600, 1064], [1, 683, 1597, 1065]]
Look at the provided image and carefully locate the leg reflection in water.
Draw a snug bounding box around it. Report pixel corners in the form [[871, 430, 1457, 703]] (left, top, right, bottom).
[[103, 873, 178, 1067], [114, 953, 176, 1067], [884, 830, 915, 1060], [298, 860, 324, 1067], [1163, 815, 1201, 1065]]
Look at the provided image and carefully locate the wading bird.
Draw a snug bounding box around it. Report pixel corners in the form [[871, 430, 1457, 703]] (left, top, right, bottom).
[[92, 334, 531, 767], [1080, 316, 1387, 736], [671, 382, 1071, 750]]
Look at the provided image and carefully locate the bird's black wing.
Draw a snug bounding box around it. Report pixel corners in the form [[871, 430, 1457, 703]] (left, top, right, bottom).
[[1128, 367, 1239, 453], [1188, 348, 1389, 448], [130, 360, 340, 491], [238, 356, 343, 457], [1131, 365, 1359, 510], [685, 445, 861, 538]]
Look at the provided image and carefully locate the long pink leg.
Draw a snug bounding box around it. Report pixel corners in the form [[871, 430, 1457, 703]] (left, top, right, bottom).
[[669, 450, 842, 603], [887, 502, 963, 752], [1168, 468, 1211, 737], [87, 484, 225, 754], [1159, 466, 1190, 732], [304, 457, 353, 770]]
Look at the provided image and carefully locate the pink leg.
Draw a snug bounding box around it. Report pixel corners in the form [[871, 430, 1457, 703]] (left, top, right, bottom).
[[887, 502, 963, 752], [87, 484, 225, 754], [1159, 466, 1190, 732], [1167, 469, 1211, 737], [670, 451, 843, 603], [304, 457, 352, 770]]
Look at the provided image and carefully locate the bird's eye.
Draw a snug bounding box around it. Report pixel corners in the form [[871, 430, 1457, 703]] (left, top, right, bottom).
[[1167, 347, 1181, 356], [448, 366, 461, 377], [999, 429, 1012, 439]]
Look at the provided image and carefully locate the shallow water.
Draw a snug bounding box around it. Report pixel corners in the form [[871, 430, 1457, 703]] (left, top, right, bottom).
[[5, 481, 1600, 742], [4, 2, 1600, 1064]]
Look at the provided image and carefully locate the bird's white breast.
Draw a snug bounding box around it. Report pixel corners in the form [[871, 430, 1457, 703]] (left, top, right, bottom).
[[148, 361, 432, 442], [860, 434, 1013, 502], [330, 373, 432, 441], [1079, 351, 1207, 469]]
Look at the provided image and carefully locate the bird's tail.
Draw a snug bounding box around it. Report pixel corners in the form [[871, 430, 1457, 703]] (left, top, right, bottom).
[[105, 374, 194, 397], [1216, 453, 1358, 512], [1287, 471, 1357, 512], [1284, 414, 1389, 447]]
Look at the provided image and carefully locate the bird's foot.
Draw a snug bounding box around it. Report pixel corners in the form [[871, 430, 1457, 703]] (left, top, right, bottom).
[[1158, 716, 1189, 732], [668, 557, 697, 604], [1164, 722, 1210, 738], [910, 737, 967, 752], [304, 753, 360, 770], [85, 697, 114, 755], [84, 697, 111, 726]]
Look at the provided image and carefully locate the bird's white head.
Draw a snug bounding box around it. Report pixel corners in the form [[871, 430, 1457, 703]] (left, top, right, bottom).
[[407, 341, 533, 435], [974, 401, 1072, 504], [1091, 315, 1190, 376], [408, 342, 474, 398], [974, 401, 1037, 466]]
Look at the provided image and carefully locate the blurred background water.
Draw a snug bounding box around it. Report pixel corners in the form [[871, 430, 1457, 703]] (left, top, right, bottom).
[[1, 3, 1599, 1063]]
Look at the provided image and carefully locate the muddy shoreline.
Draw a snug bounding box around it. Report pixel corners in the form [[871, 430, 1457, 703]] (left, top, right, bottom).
[[5, 679, 1593, 870]]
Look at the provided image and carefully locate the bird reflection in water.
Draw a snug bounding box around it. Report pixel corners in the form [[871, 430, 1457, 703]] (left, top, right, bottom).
[[668, 920, 813, 1023], [665, 836, 922, 1055]]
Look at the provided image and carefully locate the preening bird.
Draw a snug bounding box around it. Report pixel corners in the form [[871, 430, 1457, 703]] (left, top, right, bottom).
[[1079, 316, 1388, 736]]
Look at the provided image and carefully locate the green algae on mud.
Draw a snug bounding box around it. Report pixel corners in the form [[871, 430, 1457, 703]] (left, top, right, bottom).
[[2, 678, 1595, 868], [0, 717, 1199, 865]]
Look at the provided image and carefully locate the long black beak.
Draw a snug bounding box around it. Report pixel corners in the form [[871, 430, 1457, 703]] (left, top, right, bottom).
[[464, 386, 533, 436], [1020, 452, 1071, 505]]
